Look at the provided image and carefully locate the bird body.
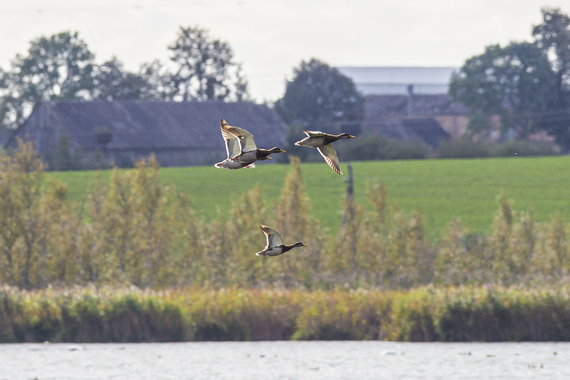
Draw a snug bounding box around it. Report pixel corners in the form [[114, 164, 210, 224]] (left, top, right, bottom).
[[214, 159, 255, 169], [255, 225, 305, 257], [295, 130, 355, 175], [220, 119, 285, 164], [215, 120, 257, 169]]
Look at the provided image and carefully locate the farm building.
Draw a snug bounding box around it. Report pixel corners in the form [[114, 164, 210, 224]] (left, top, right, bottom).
[[6, 100, 288, 169], [363, 93, 469, 143], [337, 66, 468, 145], [336, 66, 457, 95]]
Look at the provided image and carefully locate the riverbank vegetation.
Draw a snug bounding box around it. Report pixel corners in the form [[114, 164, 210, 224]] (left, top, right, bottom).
[[0, 286, 567, 343]]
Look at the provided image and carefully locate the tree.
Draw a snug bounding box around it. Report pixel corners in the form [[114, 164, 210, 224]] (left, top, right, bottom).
[[533, 8, 570, 94], [137, 59, 177, 100], [450, 42, 557, 139], [275, 58, 364, 130], [166, 26, 249, 101], [92, 57, 151, 101], [0, 31, 96, 130], [532, 7, 570, 152], [11, 139, 46, 288]]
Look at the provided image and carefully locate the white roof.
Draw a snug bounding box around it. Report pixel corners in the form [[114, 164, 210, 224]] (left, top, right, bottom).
[[336, 66, 458, 95]]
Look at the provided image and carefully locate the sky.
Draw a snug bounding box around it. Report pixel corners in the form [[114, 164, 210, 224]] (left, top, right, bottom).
[[0, 0, 568, 102]]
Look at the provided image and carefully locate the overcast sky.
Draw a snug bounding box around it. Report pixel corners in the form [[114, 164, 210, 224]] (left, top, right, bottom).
[[0, 0, 568, 102]]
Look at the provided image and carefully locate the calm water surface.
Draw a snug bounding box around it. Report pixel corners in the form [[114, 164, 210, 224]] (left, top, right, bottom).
[[0, 341, 568, 379]]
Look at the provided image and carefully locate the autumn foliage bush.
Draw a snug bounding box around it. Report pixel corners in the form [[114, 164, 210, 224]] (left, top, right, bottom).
[[0, 142, 568, 341], [0, 141, 568, 290]]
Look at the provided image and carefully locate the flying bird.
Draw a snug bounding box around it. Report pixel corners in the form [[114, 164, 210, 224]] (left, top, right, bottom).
[[214, 121, 256, 169], [255, 225, 305, 257], [220, 119, 285, 164], [294, 130, 355, 175]]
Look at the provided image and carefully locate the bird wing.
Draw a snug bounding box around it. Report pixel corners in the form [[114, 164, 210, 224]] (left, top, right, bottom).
[[317, 144, 343, 175], [260, 225, 283, 248], [223, 124, 257, 152], [303, 130, 326, 137], [221, 128, 242, 158]]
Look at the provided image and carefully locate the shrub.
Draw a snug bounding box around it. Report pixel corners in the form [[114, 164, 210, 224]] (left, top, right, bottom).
[[490, 139, 558, 157], [435, 137, 491, 158], [0, 286, 568, 343], [341, 134, 430, 160]]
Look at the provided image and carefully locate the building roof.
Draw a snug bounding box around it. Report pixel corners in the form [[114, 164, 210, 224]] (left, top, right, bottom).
[[337, 66, 458, 95], [363, 94, 468, 120], [10, 100, 287, 154], [360, 94, 460, 147], [371, 118, 450, 148]]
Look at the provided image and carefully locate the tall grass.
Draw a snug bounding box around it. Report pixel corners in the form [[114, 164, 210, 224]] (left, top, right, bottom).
[[0, 286, 568, 342]]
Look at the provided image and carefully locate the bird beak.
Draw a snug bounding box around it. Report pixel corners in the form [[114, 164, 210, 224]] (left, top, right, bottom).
[[279, 149, 286, 152], [348, 135, 355, 138]]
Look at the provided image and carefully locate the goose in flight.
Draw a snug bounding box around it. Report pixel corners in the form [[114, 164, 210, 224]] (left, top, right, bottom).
[[294, 130, 355, 175], [255, 225, 305, 257], [220, 119, 285, 164]]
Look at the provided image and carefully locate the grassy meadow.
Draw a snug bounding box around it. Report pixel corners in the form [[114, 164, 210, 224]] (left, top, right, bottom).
[[49, 155, 570, 238]]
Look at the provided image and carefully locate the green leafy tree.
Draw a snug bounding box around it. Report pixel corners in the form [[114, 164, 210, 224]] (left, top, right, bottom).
[[532, 8, 570, 152], [489, 193, 514, 284], [226, 187, 269, 286], [533, 8, 570, 96], [450, 42, 557, 139], [166, 26, 249, 101], [275, 58, 363, 127], [133, 155, 170, 286], [434, 220, 469, 286], [103, 167, 139, 283], [42, 180, 78, 286], [0, 154, 19, 284], [275, 59, 363, 159], [78, 178, 111, 284], [274, 156, 324, 286], [275, 59, 363, 160], [0, 31, 96, 130], [137, 59, 177, 100], [92, 57, 152, 101], [11, 140, 46, 288], [538, 217, 569, 279]]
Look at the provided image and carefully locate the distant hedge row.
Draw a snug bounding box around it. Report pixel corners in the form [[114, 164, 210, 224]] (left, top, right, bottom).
[[1, 286, 568, 342], [339, 135, 559, 161]]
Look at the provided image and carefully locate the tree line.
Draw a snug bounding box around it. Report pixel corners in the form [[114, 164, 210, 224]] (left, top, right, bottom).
[[2, 7, 568, 157], [0, 141, 567, 289], [0, 26, 249, 132], [450, 7, 570, 152]]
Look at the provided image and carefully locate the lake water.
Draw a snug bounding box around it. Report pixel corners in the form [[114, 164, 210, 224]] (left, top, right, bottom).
[[0, 341, 568, 379]]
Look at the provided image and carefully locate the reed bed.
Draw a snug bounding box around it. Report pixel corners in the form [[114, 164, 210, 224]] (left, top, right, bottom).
[[1, 285, 568, 343]]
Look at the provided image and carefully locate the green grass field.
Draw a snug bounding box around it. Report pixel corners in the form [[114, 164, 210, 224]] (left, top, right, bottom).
[[48, 156, 570, 239]]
